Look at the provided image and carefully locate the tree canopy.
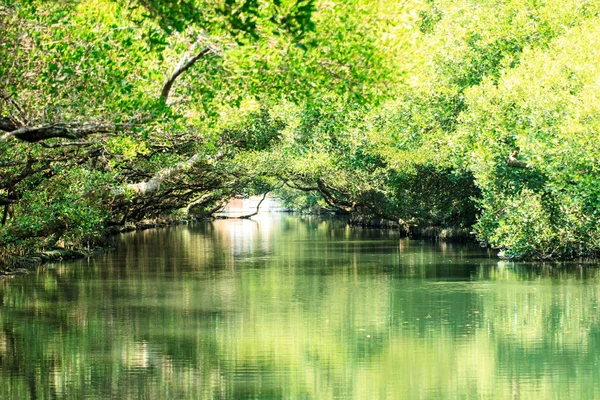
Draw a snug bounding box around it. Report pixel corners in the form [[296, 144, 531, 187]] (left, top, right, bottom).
[[2, 0, 600, 261]]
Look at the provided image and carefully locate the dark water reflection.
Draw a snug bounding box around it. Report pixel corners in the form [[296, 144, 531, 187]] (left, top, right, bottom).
[[1, 215, 600, 399]]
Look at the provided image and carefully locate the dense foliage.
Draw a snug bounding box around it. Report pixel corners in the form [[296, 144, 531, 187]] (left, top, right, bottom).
[[2, 0, 600, 260]]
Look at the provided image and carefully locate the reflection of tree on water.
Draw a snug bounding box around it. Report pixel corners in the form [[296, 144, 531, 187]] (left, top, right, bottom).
[[1, 218, 600, 398]]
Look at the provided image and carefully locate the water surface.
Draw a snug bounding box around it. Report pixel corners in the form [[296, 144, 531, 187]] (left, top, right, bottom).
[[1, 215, 599, 399]]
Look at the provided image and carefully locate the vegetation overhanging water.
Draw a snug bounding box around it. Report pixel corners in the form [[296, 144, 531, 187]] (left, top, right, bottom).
[[3, 0, 600, 263]]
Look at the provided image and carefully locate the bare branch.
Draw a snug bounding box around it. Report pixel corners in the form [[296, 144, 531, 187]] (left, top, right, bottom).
[[127, 153, 203, 195], [506, 150, 528, 169], [38, 140, 97, 149], [0, 196, 17, 206], [238, 192, 269, 219], [0, 161, 27, 168], [0, 122, 120, 143], [161, 46, 212, 102], [0, 93, 28, 125], [0, 116, 19, 132]]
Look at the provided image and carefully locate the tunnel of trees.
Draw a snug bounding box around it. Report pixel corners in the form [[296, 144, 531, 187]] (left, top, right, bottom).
[[2, 0, 600, 262]]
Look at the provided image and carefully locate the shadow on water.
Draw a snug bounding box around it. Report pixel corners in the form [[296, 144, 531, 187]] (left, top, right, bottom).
[[1, 214, 600, 398]]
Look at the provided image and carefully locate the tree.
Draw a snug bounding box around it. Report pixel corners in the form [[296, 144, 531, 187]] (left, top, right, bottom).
[[0, 0, 314, 254]]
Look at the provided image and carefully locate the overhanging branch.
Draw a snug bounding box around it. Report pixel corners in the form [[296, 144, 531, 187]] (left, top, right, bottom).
[[0, 116, 19, 132], [127, 153, 202, 195], [161, 45, 212, 103], [238, 192, 268, 219], [0, 122, 120, 143]]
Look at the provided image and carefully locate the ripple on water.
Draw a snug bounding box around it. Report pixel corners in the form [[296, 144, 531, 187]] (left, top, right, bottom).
[[1, 217, 600, 399]]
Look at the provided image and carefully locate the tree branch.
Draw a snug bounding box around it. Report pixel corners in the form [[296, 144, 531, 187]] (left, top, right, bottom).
[[127, 153, 203, 195], [0, 196, 17, 206], [283, 180, 319, 192], [0, 92, 28, 125], [0, 122, 119, 143], [238, 192, 269, 219], [506, 150, 528, 169], [38, 140, 97, 149], [161, 46, 212, 103], [317, 60, 358, 86], [0, 116, 19, 132]]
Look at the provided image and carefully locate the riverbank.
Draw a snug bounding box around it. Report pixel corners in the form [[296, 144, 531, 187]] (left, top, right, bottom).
[[0, 217, 209, 276], [347, 215, 473, 242], [2, 213, 475, 276]]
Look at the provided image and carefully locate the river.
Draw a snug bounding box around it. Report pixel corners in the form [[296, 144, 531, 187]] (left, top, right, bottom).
[[0, 215, 599, 399]]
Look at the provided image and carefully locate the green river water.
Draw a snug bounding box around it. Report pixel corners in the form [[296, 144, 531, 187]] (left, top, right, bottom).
[[1, 215, 599, 399]]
